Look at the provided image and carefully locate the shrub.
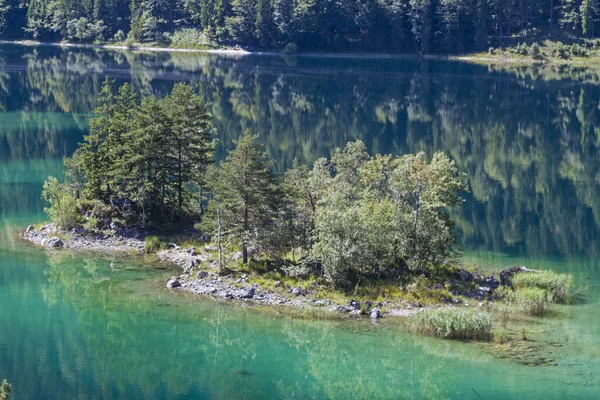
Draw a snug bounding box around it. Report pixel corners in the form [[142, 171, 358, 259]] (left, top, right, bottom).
[[283, 42, 298, 54], [412, 308, 493, 341], [144, 236, 162, 253], [42, 177, 81, 228], [113, 29, 126, 42], [170, 28, 213, 49], [511, 271, 573, 303], [0, 380, 10, 400], [529, 42, 541, 59], [508, 287, 548, 316], [85, 216, 101, 231]]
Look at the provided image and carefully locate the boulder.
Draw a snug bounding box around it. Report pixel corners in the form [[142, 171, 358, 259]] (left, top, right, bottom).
[[458, 268, 474, 281], [167, 278, 182, 288], [486, 275, 500, 288], [241, 287, 255, 299], [187, 247, 197, 256], [292, 287, 306, 296], [26, 225, 35, 233], [349, 299, 361, 310], [196, 271, 208, 279], [370, 308, 383, 319], [47, 237, 63, 248]]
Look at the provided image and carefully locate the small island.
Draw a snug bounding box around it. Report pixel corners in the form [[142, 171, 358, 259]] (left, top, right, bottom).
[[22, 79, 574, 348]]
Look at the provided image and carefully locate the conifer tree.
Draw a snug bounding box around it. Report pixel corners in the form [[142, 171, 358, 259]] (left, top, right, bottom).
[[167, 83, 214, 209], [207, 130, 281, 263]]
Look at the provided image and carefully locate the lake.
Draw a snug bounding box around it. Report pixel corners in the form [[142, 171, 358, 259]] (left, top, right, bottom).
[[0, 44, 599, 399]]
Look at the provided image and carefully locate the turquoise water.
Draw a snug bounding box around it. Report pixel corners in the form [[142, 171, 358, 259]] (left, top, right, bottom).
[[0, 44, 599, 399]]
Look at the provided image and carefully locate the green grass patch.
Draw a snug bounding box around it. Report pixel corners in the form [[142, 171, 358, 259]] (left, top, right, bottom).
[[507, 287, 549, 316], [412, 308, 493, 341], [144, 236, 163, 253], [511, 271, 573, 303]]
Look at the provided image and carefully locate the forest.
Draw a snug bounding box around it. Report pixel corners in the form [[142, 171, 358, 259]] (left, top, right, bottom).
[[2, 0, 600, 53]]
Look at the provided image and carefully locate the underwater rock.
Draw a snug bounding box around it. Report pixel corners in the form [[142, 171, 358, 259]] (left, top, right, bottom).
[[167, 278, 182, 288]]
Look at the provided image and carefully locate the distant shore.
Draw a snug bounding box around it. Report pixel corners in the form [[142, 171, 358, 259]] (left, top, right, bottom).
[[0, 40, 252, 55]]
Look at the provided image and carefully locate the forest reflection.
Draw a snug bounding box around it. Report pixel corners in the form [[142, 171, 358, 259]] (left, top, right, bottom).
[[1, 44, 599, 260]]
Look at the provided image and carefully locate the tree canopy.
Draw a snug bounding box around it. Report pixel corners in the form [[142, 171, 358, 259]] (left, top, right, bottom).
[[3, 0, 600, 53]]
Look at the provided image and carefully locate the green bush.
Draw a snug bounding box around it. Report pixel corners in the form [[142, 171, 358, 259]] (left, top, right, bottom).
[[144, 236, 162, 253], [85, 216, 101, 231], [412, 308, 493, 341], [170, 28, 213, 49], [283, 42, 298, 54], [0, 380, 10, 400], [42, 177, 81, 228], [529, 42, 541, 59], [511, 271, 573, 303], [113, 29, 126, 42], [508, 287, 548, 316]]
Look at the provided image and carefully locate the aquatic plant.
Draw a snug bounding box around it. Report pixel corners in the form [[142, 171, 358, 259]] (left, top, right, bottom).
[[0, 380, 10, 400], [507, 287, 548, 316], [412, 308, 493, 341], [511, 271, 573, 303]]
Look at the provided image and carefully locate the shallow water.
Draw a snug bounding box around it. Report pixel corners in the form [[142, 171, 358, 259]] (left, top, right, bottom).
[[0, 44, 599, 399]]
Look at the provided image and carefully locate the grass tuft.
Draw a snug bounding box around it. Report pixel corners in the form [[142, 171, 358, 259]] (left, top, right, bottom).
[[507, 287, 548, 316], [412, 308, 493, 341], [144, 236, 162, 253], [511, 271, 573, 303]]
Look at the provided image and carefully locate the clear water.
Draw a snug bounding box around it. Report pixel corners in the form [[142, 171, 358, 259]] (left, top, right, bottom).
[[0, 44, 599, 399]]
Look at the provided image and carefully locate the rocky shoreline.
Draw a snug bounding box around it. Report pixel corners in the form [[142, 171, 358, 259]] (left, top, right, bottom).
[[22, 223, 533, 319]]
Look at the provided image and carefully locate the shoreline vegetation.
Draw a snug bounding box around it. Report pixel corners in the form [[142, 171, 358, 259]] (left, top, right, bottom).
[[8, 39, 600, 73], [21, 77, 575, 350]]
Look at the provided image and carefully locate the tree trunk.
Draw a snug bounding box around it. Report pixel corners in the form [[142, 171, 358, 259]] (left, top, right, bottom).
[[178, 146, 183, 208], [243, 205, 248, 264], [217, 209, 223, 273]]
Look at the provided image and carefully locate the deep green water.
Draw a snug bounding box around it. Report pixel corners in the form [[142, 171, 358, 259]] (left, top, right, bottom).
[[0, 44, 599, 399]]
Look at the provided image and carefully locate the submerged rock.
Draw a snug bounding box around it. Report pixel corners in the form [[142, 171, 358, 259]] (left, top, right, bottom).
[[167, 278, 182, 288]]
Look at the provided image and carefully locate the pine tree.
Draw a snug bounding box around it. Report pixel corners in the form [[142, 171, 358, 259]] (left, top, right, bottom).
[[273, 0, 294, 45], [167, 83, 214, 209], [256, 0, 273, 48], [77, 76, 114, 201], [208, 130, 281, 263]]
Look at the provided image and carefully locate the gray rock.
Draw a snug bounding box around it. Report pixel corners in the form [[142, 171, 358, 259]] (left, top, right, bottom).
[[47, 237, 63, 248], [167, 278, 182, 288], [187, 247, 197, 256], [167, 243, 180, 250], [458, 268, 474, 281], [274, 280, 281, 287], [241, 287, 255, 299], [349, 299, 361, 310], [196, 271, 208, 279], [232, 252, 243, 261], [26, 225, 35, 233], [292, 287, 306, 296], [370, 308, 382, 319]]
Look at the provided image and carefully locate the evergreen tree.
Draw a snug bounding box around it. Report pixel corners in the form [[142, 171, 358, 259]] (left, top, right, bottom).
[[207, 130, 281, 263], [273, 0, 294, 45], [167, 83, 214, 209], [256, 0, 273, 48]]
